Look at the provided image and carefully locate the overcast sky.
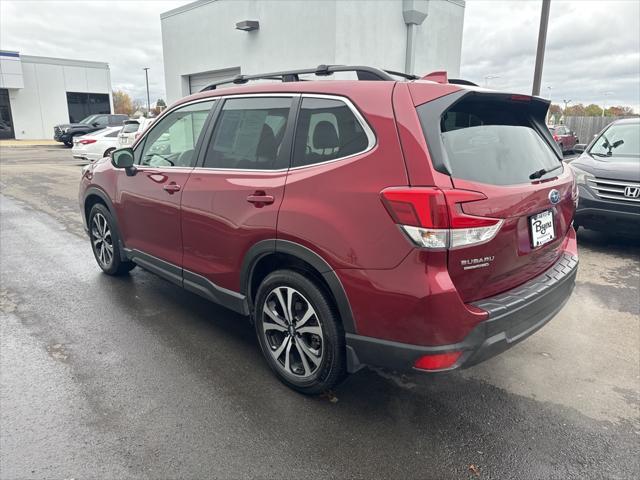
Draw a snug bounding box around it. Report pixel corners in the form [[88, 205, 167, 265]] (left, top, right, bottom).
[[1, 0, 639, 110]]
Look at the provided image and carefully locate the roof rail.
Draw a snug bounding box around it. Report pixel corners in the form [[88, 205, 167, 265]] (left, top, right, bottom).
[[198, 64, 479, 92], [200, 64, 395, 92]]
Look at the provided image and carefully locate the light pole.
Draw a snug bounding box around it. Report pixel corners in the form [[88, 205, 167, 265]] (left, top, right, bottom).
[[562, 99, 571, 123], [546, 86, 553, 124], [532, 0, 551, 96], [143, 67, 151, 117], [484, 74, 500, 87]]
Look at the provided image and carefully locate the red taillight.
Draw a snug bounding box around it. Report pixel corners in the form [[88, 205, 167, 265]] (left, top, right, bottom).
[[380, 187, 449, 228], [79, 139, 96, 145], [414, 351, 462, 371], [553, 134, 559, 141], [510, 94, 532, 102], [380, 187, 503, 250]]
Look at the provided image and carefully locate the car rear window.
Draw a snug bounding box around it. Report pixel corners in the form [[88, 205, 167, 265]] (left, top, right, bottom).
[[418, 98, 561, 186], [122, 122, 140, 134]]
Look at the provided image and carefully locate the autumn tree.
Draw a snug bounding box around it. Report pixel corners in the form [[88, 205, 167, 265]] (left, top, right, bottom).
[[605, 105, 635, 116], [584, 104, 604, 116], [113, 90, 134, 116], [564, 104, 586, 116]]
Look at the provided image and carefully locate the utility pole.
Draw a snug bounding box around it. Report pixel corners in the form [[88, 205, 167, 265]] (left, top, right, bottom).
[[143, 67, 151, 118], [532, 0, 551, 96]]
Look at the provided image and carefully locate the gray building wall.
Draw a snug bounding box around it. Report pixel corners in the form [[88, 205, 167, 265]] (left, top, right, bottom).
[[161, 0, 465, 103], [0, 52, 113, 139]]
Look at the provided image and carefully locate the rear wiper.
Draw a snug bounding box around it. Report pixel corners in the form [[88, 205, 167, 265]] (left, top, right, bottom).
[[529, 163, 562, 180], [591, 152, 610, 157]]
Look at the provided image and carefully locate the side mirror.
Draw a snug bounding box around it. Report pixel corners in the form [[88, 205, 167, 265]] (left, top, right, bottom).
[[111, 148, 136, 175], [92, 122, 99, 127], [574, 144, 586, 153]]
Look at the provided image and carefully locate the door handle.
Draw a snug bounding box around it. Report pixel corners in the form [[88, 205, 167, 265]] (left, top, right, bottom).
[[163, 183, 181, 194], [247, 191, 275, 208]]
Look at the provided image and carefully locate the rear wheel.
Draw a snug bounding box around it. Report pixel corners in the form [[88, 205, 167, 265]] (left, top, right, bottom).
[[88, 203, 136, 275], [254, 270, 346, 394], [104, 147, 116, 158]]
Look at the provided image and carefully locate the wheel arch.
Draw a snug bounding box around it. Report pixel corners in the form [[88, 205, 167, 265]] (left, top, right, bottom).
[[84, 186, 128, 261], [241, 240, 356, 333]]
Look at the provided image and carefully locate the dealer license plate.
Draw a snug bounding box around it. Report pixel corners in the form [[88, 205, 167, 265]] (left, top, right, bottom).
[[530, 210, 555, 247]]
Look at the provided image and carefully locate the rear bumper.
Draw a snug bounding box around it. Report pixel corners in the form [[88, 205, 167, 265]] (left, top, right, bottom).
[[345, 253, 578, 373]]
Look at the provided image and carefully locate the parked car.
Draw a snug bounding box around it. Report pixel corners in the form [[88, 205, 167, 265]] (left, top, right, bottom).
[[117, 118, 155, 149], [548, 125, 579, 153], [71, 126, 122, 162], [571, 118, 639, 234], [55, 114, 128, 147], [79, 65, 578, 394]]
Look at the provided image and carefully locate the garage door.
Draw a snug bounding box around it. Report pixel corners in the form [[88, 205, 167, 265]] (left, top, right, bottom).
[[188, 67, 241, 94]]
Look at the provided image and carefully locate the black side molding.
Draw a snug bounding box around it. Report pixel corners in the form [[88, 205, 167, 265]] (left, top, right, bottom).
[[240, 239, 357, 333], [124, 248, 249, 316]]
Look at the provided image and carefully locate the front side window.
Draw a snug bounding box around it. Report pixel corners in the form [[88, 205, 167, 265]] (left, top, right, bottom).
[[203, 97, 292, 170], [137, 100, 215, 168], [589, 123, 639, 159], [292, 98, 370, 167]]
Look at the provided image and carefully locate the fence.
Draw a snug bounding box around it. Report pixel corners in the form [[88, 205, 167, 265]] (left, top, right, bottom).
[[562, 116, 636, 144]]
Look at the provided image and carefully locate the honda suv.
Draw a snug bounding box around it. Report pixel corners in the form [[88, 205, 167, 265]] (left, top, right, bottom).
[[79, 65, 579, 394]]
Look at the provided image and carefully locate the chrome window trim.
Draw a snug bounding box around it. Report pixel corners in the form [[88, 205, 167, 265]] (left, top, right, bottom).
[[192, 92, 377, 173], [133, 97, 218, 168]]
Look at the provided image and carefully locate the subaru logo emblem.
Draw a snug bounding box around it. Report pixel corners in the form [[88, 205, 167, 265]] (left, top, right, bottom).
[[624, 186, 640, 198], [548, 189, 560, 205]]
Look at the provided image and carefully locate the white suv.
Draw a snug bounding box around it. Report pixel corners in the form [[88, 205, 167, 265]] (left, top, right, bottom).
[[117, 118, 155, 149]]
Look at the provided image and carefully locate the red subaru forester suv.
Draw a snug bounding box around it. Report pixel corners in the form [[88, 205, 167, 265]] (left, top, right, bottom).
[[79, 66, 578, 394]]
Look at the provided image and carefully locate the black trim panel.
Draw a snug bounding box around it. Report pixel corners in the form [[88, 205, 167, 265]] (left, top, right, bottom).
[[239, 239, 357, 334], [183, 270, 249, 315], [124, 248, 249, 315]]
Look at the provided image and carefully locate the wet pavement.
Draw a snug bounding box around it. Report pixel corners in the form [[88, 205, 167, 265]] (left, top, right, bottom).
[[1, 147, 638, 479]]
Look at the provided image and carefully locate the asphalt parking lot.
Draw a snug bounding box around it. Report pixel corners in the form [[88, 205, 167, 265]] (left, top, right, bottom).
[[1, 146, 638, 479]]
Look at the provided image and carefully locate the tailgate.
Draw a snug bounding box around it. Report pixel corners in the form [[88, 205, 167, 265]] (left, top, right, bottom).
[[414, 89, 575, 302]]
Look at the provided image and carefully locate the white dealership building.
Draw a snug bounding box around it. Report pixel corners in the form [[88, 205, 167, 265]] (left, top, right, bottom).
[[0, 51, 114, 140], [160, 0, 465, 103]]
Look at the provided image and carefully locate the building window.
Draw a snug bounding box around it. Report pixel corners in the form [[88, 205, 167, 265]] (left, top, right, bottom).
[[66, 92, 111, 123], [0, 89, 15, 140]]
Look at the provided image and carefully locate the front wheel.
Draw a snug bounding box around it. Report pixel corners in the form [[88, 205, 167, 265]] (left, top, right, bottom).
[[88, 203, 136, 275], [254, 270, 346, 395]]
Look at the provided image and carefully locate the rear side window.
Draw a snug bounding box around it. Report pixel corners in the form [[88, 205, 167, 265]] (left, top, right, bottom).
[[122, 122, 140, 134], [105, 129, 120, 138], [292, 98, 370, 168], [419, 98, 560, 186], [203, 97, 292, 170]]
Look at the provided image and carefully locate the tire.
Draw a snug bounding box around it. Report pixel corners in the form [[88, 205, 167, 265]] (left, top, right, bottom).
[[88, 203, 136, 275], [104, 147, 116, 158], [64, 139, 73, 147], [254, 270, 346, 395]]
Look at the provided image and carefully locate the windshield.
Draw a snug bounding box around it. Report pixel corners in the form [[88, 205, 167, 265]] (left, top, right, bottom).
[[589, 123, 639, 159], [79, 114, 98, 125]]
